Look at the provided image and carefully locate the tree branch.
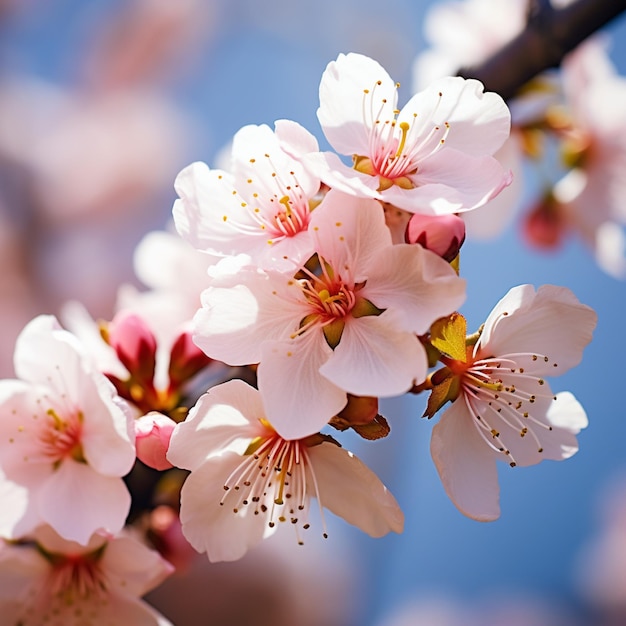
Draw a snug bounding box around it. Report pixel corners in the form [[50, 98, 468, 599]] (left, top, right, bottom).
[[457, 0, 626, 100]]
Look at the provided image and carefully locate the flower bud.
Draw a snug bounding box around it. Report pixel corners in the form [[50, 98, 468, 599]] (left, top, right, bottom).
[[405, 213, 466, 262], [135, 412, 176, 471], [107, 311, 157, 384], [522, 195, 566, 249], [168, 330, 213, 388]]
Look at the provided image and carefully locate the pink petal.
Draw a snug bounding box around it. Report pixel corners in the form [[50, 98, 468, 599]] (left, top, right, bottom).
[[311, 190, 392, 281], [178, 455, 271, 562], [307, 442, 404, 537], [193, 271, 308, 366], [361, 244, 466, 334], [402, 76, 511, 156], [168, 380, 265, 470], [103, 535, 175, 597], [39, 461, 131, 545], [257, 331, 347, 440], [478, 284, 597, 375], [320, 314, 427, 396], [431, 398, 501, 521], [318, 52, 398, 157]]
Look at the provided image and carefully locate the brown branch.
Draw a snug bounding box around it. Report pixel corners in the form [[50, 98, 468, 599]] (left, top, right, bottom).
[[457, 0, 626, 101]]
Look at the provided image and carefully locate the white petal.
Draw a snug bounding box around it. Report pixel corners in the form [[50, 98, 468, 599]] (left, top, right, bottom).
[[173, 162, 259, 255], [275, 118, 320, 157], [232, 123, 320, 199], [193, 270, 308, 365], [307, 442, 404, 536], [320, 315, 427, 396], [168, 380, 265, 470], [402, 76, 511, 156], [479, 284, 597, 375], [257, 331, 346, 440], [431, 398, 501, 521], [0, 469, 41, 539], [361, 244, 466, 334], [39, 461, 131, 545], [541, 391, 588, 461], [318, 52, 398, 156], [311, 190, 391, 282], [178, 455, 271, 562], [103, 535, 174, 597], [81, 375, 136, 477]]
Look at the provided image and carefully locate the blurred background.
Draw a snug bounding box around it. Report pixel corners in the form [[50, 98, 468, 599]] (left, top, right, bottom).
[[1, 1, 626, 624]]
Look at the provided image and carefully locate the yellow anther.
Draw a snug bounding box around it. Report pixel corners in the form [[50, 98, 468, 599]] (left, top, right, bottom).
[[394, 122, 410, 158], [279, 195, 292, 216]]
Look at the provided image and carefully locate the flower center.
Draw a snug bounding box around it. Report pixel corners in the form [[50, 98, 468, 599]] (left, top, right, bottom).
[[355, 81, 451, 191], [39, 407, 86, 466], [459, 353, 559, 466], [220, 426, 329, 544]]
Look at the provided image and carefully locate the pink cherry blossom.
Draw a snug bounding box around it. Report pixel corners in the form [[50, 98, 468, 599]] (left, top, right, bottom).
[[0, 315, 136, 545], [315, 52, 512, 215], [166, 379, 404, 562], [193, 190, 466, 439], [430, 284, 597, 521], [0, 525, 174, 625], [174, 121, 323, 272], [548, 39, 626, 278]]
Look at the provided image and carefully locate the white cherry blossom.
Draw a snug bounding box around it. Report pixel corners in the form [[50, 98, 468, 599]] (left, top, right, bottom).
[[316, 52, 511, 215], [174, 121, 322, 272], [0, 525, 173, 625], [166, 379, 404, 562], [0, 315, 136, 545], [193, 190, 466, 439], [430, 284, 597, 521]]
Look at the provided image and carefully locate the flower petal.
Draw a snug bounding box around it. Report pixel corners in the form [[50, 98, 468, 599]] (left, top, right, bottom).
[[39, 461, 131, 545], [257, 331, 346, 440], [193, 270, 308, 365], [361, 244, 466, 334], [320, 314, 427, 396], [402, 76, 511, 156], [307, 442, 404, 536], [318, 52, 398, 156], [178, 455, 272, 562], [311, 190, 392, 282], [431, 397, 501, 521], [168, 380, 266, 470], [103, 535, 175, 598], [478, 284, 597, 375]]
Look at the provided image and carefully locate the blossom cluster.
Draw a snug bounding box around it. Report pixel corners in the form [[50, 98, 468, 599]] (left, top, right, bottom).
[[0, 50, 597, 622], [415, 0, 626, 277]]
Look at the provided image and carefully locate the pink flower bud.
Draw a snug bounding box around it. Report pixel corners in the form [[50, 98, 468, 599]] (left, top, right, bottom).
[[168, 330, 213, 388], [522, 196, 566, 249], [135, 412, 176, 471], [108, 311, 157, 384], [405, 213, 466, 262]]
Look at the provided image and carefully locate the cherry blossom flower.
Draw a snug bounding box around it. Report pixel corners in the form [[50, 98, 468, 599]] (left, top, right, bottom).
[[193, 190, 466, 439], [315, 52, 511, 215], [166, 379, 404, 562], [429, 284, 596, 521], [0, 525, 174, 625], [174, 121, 323, 272], [0, 315, 136, 545], [544, 39, 626, 278]]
